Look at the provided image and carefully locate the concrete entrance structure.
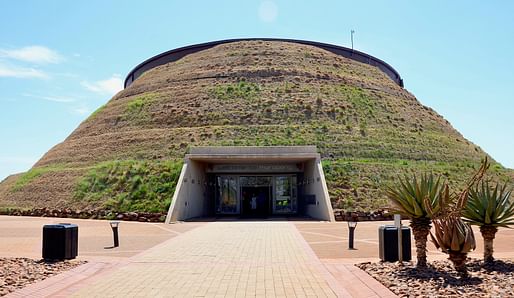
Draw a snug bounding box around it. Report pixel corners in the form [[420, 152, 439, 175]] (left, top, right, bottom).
[[165, 146, 335, 223]]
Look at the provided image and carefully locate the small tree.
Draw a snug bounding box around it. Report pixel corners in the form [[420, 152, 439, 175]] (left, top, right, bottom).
[[462, 181, 514, 263], [386, 174, 446, 267], [430, 215, 476, 277], [428, 158, 489, 276]]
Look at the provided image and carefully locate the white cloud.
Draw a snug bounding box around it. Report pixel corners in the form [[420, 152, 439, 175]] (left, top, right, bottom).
[[54, 72, 79, 78], [0, 63, 49, 79], [81, 74, 123, 96], [0, 46, 63, 64], [259, 1, 278, 23], [22, 93, 76, 103]]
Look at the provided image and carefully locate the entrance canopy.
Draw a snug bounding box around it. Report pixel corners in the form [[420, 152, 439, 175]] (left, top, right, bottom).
[[186, 146, 320, 163], [165, 146, 335, 223]]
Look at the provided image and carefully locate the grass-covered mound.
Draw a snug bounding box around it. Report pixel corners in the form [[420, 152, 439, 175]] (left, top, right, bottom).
[[0, 40, 512, 214]]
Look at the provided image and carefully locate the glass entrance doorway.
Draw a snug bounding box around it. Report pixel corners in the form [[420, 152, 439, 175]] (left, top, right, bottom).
[[214, 174, 297, 217], [241, 186, 270, 217], [240, 176, 272, 218]]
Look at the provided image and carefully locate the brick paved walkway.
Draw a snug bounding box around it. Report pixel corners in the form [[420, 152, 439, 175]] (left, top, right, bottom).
[[6, 220, 398, 297], [69, 222, 349, 297], [8, 218, 514, 297]]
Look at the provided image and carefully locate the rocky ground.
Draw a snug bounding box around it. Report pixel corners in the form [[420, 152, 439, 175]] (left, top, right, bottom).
[[358, 258, 514, 297], [0, 257, 85, 296]]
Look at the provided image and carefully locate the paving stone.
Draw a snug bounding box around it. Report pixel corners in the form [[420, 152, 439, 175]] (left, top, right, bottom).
[[5, 219, 402, 297], [71, 222, 338, 297]]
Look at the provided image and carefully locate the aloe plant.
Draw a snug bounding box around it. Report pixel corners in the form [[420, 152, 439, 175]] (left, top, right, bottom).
[[462, 181, 514, 263], [386, 174, 447, 267], [427, 158, 490, 275], [430, 216, 476, 276]]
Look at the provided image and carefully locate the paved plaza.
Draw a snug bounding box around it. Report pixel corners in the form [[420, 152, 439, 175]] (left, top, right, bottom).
[[2, 215, 514, 297], [0, 216, 201, 261], [70, 222, 348, 297]]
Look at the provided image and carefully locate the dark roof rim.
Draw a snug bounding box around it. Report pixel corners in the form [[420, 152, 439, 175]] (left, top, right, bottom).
[[124, 38, 404, 88]]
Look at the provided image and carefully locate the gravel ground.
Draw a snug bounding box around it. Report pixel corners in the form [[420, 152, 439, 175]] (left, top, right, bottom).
[[0, 257, 85, 296], [357, 258, 514, 297]]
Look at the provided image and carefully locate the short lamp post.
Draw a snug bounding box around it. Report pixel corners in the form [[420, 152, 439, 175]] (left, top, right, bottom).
[[110, 221, 120, 248], [348, 219, 358, 250]]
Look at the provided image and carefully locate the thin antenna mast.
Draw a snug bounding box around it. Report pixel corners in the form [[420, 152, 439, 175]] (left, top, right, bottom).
[[351, 29, 355, 52]]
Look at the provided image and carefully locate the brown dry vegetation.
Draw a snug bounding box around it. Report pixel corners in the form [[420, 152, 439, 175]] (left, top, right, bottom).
[[0, 40, 512, 213]]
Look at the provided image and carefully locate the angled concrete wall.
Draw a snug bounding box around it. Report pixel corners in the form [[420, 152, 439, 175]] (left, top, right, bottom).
[[302, 158, 335, 222], [165, 160, 207, 223]]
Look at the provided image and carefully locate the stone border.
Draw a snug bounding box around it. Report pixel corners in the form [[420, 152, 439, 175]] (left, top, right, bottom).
[[333, 209, 394, 222], [0, 208, 166, 222], [0, 207, 395, 222]]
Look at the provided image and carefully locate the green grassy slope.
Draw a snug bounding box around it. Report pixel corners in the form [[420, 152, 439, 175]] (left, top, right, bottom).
[[0, 40, 512, 213]]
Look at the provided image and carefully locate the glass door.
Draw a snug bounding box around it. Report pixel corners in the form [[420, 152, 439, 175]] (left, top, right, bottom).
[[273, 176, 297, 214], [240, 176, 272, 217], [215, 176, 239, 214]]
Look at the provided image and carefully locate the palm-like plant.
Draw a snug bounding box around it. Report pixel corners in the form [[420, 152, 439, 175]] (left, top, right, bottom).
[[427, 159, 489, 276], [462, 181, 514, 263], [430, 216, 476, 276], [386, 174, 447, 267]]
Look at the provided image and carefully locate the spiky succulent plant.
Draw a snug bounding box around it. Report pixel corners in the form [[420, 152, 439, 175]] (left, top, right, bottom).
[[387, 174, 446, 218], [386, 174, 447, 267], [430, 216, 476, 276], [463, 181, 514, 227], [462, 181, 514, 263]]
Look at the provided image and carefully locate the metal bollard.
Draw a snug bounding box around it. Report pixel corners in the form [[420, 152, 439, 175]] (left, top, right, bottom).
[[109, 221, 120, 247], [348, 219, 358, 250]]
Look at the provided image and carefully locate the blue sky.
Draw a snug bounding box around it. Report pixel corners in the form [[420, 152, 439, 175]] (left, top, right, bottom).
[[0, 1, 513, 180]]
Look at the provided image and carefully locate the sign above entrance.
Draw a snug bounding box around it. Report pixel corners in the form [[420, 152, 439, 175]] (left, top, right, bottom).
[[207, 164, 301, 173]]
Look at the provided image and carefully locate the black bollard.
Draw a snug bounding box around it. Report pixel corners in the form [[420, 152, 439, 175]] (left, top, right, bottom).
[[110, 221, 120, 247], [347, 219, 358, 250], [348, 226, 355, 249]]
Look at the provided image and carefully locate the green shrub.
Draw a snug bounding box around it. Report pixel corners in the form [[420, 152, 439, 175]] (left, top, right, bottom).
[[127, 98, 145, 113], [124, 93, 157, 122], [210, 81, 260, 101]]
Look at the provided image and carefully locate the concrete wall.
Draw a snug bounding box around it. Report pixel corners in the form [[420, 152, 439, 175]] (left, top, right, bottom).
[[165, 160, 208, 223], [302, 158, 335, 222], [189, 145, 318, 155], [125, 38, 403, 88]]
